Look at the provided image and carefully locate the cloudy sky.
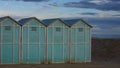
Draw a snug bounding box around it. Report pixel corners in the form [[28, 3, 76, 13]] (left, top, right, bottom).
[[0, 0, 120, 38]]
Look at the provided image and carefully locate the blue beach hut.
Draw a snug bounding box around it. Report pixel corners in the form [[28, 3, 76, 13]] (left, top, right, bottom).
[[19, 17, 46, 64], [42, 18, 69, 63], [0, 16, 21, 64], [64, 19, 92, 63]]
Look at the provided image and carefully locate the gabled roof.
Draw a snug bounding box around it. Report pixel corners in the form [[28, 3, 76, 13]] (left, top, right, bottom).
[[18, 17, 46, 26], [42, 18, 69, 27], [63, 19, 92, 28], [0, 16, 21, 25]]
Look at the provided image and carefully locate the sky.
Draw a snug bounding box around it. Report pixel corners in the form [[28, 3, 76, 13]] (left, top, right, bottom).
[[0, 0, 120, 38]]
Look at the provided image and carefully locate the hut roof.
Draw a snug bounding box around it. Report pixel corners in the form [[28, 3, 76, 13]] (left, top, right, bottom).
[[63, 19, 92, 28], [0, 16, 21, 25], [42, 18, 69, 27], [18, 17, 46, 26]]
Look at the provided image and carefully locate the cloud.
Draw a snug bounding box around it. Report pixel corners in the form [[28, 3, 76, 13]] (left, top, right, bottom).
[[112, 15, 120, 17], [84, 17, 120, 25], [22, 0, 49, 2], [80, 12, 97, 15], [92, 25, 101, 31], [64, 0, 120, 11], [82, 17, 120, 35], [10, 15, 28, 20], [109, 0, 120, 2], [49, 2, 59, 7], [2, 0, 49, 2]]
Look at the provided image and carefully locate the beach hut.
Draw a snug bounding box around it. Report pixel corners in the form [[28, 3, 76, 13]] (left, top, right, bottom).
[[19, 17, 46, 64], [0, 16, 21, 64], [42, 19, 69, 63], [64, 19, 92, 63]]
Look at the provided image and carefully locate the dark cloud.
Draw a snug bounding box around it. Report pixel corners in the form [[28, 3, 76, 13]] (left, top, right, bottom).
[[83, 17, 120, 38], [49, 2, 59, 7], [22, 0, 49, 2], [2, 0, 49, 2], [80, 12, 97, 15], [83, 17, 120, 25], [112, 15, 120, 17], [109, 0, 120, 2], [64, 0, 120, 11]]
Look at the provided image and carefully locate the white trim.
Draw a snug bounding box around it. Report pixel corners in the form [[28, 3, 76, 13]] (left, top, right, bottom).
[[0, 24, 2, 64], [62, 25, 64, 62], [19, 43, 46, 45], [46, 27, 48, 63], [84, 24, 86, 63], [0, 63, 19, 65], [75, 28, 77, 63], [20, 26, 22, 64], [46, 43, 68, 44], [68, 28, 71, 62], [72, 26, 85, 28], [90, 28, 92, 62], [12, 24, 14, 64], [38, 26, 40, 64], [72, 26, 87, 28], [50, 62, 65, 63], [27, 25, 29, 64], [49, 26, 69, 28], [23, 25, 44, 27], [0, 25, 14, 26], [2, 42, 76, 44], [52, 26, 54, 63]]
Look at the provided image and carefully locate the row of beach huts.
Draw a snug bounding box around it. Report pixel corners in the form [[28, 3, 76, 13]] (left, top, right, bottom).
[[0, 16, 92, 64]]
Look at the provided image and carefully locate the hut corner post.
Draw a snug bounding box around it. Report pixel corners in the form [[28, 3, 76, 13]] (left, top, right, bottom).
[[44, 27, 48, 64], [20, 27, 22, 64]]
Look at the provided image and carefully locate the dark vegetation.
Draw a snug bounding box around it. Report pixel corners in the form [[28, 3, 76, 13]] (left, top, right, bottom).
[[92, 38, 120, 62]]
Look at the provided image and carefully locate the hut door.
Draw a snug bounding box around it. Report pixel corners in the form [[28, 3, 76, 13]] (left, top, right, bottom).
[[53, 27, 63, 62], [28, 27, 39, 63], [2, 26, 13, 64]]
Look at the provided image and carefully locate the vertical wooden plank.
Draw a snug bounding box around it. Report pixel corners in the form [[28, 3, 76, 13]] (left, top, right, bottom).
[[75, 28, 77, 63], [90, 28, 92, 62], [38, 26, 40, 64], [52, 27, 54, 63], [44, 27, 48, 64], [27, 25, 29, 64], [68, 28, 71, 63], [1, 24, 2, 64], [84, 26, 91, 62], [20, 26, 22, 64], [47, 27, 52, 63], [84, 24, 86, 63], [12, 25, 14, 64], [0, 24, 1, 64], [20, 26, 21, 64], [62, 25, 64, 62]]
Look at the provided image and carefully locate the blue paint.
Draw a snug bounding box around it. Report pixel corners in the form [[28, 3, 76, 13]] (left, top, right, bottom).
[[0, 16, 20, 64], [19, 17, 46, 63], [0, 16, 92, 64]]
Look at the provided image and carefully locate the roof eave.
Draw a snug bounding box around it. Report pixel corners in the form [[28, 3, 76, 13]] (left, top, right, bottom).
[[56, 18, 70, 27], [0, 16, 21, 26], [80, 19, 93, 28], [19, 17, 46, 26]]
